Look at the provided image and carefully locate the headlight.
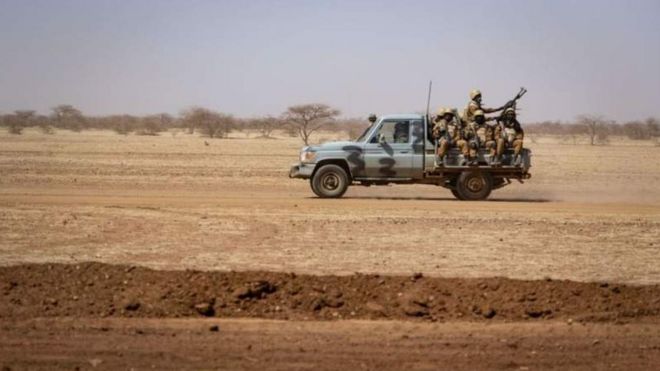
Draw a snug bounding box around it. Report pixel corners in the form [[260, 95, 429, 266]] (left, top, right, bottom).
[[300, 150, 317, 163]]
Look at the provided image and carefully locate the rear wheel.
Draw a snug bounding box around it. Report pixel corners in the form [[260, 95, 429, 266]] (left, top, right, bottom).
[[311, 164, 349, 198], [451, 189, 463, 200], [456, 171, 493, 201]]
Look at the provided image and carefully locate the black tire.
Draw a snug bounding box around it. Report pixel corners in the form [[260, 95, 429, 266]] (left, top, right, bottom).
[[451, 189, 463, 200], [311, 164, 349, 198], [456, 171, 493, 201]]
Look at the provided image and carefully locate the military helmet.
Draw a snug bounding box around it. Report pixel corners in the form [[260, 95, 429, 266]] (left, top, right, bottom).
[[504, 108, 516, 116], [436, 107, 446, 116], [470, 89, 482, 100], [474, 109, 485, 117]]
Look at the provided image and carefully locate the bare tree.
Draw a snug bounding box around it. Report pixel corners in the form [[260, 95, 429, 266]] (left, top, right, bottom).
[[181, 107, 235, 138], [136, 114, 171, 136], [108, 115, 139, 135], [576, 114, 610, 145], [283, 104, 340, 145], [3, 110, 36, 135], [51, 105, 86, 132], [623, 120, 651, 140], [566, 124, 587, 145], [252, 116, 280, 138], [33, 114, 54, 134], [646, 117, 659, 138]]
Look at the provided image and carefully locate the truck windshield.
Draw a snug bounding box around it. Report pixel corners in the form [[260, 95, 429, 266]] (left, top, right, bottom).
[[355, 123, 375, 142]]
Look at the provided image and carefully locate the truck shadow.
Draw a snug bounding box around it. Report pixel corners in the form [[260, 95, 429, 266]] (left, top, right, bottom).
[[339, 196, 552, 203]]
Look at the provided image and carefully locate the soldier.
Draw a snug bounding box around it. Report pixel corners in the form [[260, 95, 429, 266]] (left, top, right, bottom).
[[393, 122, 409, 143], [434, 108, 468, 166], [463, 89, 507, 124], [500, 108, 525, 166], [465, 110, 499, 166], [488, 119, 505, 166]]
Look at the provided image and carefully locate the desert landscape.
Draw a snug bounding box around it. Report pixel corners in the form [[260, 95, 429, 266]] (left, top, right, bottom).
[[1, 128, 659, 369]]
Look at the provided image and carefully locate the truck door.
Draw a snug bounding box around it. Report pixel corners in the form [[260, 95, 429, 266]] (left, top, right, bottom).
[[410, 119, 426, 178], [363, 120, 414, 178]]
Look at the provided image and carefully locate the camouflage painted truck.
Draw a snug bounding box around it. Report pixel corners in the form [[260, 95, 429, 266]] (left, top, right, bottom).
[[289, 114, 531, 200]]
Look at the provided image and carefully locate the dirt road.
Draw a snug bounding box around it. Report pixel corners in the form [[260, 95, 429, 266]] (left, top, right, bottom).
[[2, 185, 659, 284]]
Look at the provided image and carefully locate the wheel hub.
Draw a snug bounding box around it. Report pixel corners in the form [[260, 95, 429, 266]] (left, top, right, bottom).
[[466, 176, 484, 192], [322, 174, 339, 190]]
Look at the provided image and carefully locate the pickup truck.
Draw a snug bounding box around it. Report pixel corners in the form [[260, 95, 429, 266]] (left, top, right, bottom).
[[289, 114, 531, 200]]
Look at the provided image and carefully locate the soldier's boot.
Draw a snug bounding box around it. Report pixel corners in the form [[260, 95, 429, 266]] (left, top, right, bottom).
[[435, 156, 443, 168], [488, 148, 499, 166]]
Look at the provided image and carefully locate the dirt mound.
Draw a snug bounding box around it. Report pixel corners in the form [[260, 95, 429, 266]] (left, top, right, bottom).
[[2, 263, 659, 322]]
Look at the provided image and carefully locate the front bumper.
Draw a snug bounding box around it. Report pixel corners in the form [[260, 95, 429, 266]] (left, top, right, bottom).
[[289, 163, 315, 179]]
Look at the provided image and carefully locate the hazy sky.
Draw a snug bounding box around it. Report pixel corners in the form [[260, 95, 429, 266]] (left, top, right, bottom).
[[1, 0, 659, 122]]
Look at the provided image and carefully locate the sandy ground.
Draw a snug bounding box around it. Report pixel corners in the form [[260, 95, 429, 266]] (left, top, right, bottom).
[[1, 129, 660, 369], [2, 318, 659, 370], [1, 129, 659, 284]]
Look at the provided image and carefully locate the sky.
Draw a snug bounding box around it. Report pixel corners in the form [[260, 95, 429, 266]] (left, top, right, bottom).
[[1, 0, 659, 122]]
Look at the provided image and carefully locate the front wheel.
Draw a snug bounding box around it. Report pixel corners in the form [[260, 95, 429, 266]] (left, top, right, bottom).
[[456, 171, 493, 201], [311, 164, 349, 198]]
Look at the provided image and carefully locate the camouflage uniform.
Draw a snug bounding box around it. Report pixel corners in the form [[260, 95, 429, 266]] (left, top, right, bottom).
[[462, 89, 506, 124], [500, 108, 524, 165], [485, 122, 505, 165], [433, 108, 468, 165], [464, 110, 497, 165]]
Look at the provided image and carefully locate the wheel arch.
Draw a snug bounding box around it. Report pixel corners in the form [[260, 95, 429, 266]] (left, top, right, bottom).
[[312, 159, 353, 181]]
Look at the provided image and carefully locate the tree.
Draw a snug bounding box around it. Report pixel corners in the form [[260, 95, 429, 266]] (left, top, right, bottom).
[[283, 104, 340, 145], [4, 110, 37, 135], [251, 116, 280, 138], [646, 117, 660, 138], [181, 107, 235, 138], [35, 114, 54, 134], [51, 105, 86, 132], [576, 114, 610, 145], [136, 114, 171, 136], [109, 115, 139, 135], [623, 120, 650, 140]]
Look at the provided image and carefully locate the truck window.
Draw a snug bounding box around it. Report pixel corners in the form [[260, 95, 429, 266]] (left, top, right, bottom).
[[371, 120, 410, 144]]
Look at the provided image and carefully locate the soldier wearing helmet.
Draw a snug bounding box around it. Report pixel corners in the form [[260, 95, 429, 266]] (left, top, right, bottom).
[[463, 89, 507, 125], [433, 107, 467, 167], [499, 108, 525, 166], [464, 109, 498, 166]]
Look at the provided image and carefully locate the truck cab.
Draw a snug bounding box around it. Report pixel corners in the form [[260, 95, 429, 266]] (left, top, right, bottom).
[[289, 114, 531, 200]]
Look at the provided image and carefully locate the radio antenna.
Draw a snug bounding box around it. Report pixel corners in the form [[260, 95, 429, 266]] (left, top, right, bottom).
[[425, 80, 433, 120]]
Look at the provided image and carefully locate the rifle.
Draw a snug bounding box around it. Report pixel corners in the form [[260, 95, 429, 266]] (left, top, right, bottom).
[[503, 87, 527, 111]]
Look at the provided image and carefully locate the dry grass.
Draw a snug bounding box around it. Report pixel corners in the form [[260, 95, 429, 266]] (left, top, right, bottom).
[[1, 129, 659, 284]]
